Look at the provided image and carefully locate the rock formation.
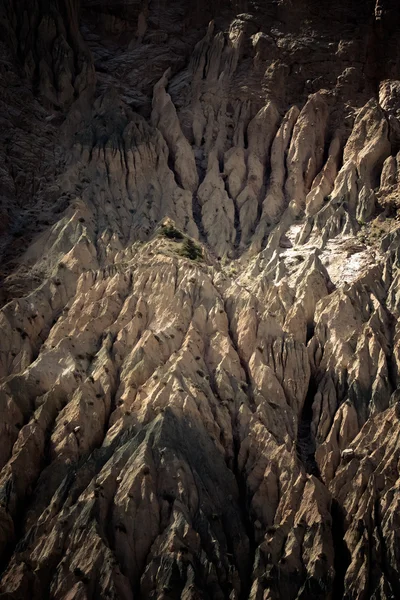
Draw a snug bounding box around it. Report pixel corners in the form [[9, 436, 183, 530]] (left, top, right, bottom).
[[0, 0, 400, 598]]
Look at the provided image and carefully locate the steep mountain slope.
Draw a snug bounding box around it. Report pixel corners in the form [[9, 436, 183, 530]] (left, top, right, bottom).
[[0, 1, 400, 598]]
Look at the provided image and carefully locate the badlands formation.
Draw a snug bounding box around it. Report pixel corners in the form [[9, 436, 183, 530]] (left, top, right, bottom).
[[1, 0, 400, 598]]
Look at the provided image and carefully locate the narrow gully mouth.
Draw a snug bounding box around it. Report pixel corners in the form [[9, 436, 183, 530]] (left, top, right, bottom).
[[296, 377, 321, 479]]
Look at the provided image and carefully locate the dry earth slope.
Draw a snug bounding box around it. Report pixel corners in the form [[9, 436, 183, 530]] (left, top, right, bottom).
[[1, 0, 400, 598]]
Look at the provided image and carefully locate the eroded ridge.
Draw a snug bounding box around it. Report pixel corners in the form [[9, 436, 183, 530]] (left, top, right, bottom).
[[1, 0, 400, 598]]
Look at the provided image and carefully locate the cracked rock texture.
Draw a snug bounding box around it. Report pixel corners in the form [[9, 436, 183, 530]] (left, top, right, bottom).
[[1, 0, 400, 598]]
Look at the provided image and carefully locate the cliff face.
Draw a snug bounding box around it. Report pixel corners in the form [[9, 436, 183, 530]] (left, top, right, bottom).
[[1, 1, 400, 598]]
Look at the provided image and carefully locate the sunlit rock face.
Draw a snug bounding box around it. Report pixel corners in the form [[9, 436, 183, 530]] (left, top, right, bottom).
[[1, 0, 400, 598]]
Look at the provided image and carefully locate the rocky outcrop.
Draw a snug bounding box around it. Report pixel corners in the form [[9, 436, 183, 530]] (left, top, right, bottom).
[[0, 0, 95, 107], [1, 1, 400, 599]]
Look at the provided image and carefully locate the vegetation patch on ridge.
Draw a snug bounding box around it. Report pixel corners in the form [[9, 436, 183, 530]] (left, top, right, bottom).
[[158, 223, 203, 261], [159, 224, 184, 240], [177, 238, 203, 261]]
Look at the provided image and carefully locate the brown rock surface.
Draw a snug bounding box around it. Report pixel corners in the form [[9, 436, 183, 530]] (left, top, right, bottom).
[[1, 1, 400, 599]]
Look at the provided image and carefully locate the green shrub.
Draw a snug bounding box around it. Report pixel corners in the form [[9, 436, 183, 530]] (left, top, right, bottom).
[[178, 238, 202, 260], [160, 224, 184, 240]]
